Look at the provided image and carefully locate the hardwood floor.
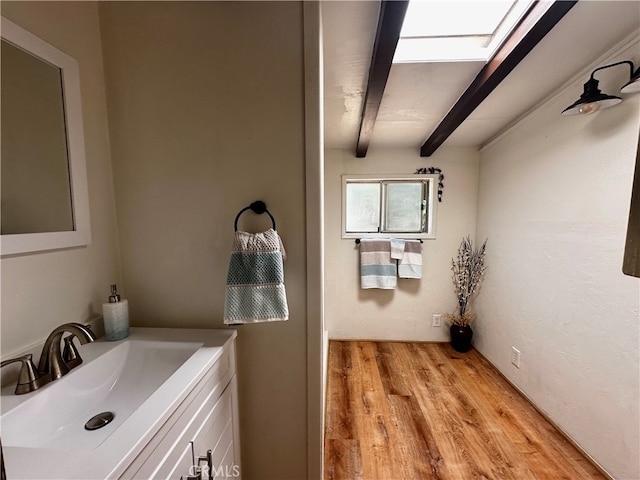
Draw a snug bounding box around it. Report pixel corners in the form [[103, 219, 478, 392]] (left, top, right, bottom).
[[324, 341, 606, 480]]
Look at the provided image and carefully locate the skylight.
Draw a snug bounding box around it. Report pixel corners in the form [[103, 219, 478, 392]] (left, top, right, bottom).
[[393, 0, 535, 63]]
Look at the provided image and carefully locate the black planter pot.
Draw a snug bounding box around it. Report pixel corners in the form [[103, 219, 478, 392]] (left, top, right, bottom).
[[450, 324, 473, 352]]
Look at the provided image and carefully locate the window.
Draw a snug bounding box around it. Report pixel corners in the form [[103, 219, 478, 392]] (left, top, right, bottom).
[[393, 0, 535, 63], [342, 174, 437, 239]]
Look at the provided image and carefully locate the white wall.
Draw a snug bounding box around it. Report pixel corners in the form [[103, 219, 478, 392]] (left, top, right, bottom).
[[325, 146, 480, 341], [0, 2, 120, 357], [475, 39, 640, 479], [98, 2, 308, 478]]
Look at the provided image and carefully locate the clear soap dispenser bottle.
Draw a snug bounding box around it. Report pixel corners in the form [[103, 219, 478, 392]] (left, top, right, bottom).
[[102, 284, 129, 341]]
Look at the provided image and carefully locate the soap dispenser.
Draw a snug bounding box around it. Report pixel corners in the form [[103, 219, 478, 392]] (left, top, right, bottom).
[[102, 284, 129, 341]]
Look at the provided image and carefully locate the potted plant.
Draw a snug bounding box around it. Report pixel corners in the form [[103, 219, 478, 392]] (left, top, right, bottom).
[[446, 235, 487, 352]]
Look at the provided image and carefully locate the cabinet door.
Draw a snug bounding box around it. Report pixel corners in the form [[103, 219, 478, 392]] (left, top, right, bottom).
[[163, 382, 236, 480], [191, 384, 238, 479]]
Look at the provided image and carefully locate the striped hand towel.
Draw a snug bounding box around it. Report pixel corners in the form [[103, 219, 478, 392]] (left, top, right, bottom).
[[390, 238, 406, 260], [360, 239, 397, 289], [398, 240, 423, 279], [224, 228, 289, 324]]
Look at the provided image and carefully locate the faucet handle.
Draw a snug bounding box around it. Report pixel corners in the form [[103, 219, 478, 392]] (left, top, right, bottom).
[[0, 354, 49, 395], [62, 335, 83, 369]]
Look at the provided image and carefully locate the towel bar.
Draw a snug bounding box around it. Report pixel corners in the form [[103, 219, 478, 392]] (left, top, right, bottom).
[[355, 238, 423, 244]]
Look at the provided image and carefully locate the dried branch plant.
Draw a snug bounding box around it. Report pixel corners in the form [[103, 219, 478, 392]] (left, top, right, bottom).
[[448, 235, 487, 326]]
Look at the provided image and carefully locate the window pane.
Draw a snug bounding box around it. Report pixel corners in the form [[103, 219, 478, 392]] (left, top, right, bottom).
[[345, 182, 380, 232], [400, 1, 516, 38], [384, 182, 423, 232]]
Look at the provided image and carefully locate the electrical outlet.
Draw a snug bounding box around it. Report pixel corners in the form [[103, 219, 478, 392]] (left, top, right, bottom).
[[511, 347, 521, 368], [432, 314, 442, 327]]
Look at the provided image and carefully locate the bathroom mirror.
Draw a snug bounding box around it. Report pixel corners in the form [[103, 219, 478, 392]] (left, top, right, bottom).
[[1, 17, 90, 256]]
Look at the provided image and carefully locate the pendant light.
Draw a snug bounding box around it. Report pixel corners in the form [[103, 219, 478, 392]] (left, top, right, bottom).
[[561, 77, 621, 115], [621, 67, 640, 94], [562, 60, 636, 116]]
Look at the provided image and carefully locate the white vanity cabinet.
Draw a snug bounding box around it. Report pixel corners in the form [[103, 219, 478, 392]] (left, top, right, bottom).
[[119, 338, 240, 480], [1, 328, 240, 480]]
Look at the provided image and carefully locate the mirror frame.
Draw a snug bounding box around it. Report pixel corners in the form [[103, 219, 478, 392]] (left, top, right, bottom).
[[1, 17, 91, 256]]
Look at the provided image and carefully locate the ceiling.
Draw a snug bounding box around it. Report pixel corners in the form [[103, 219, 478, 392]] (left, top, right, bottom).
[[322, 1, 640, 155]]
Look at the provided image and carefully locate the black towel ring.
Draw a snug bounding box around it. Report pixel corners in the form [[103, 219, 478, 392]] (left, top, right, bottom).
[[234, 201, 276, 231]]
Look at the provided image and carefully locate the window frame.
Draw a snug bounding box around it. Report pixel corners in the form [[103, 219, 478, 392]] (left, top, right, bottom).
[[341, 174, 438, 240]]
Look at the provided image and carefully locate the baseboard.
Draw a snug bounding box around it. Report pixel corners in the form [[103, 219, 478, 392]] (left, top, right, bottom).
[[328, 337, 449, 344], [322, 329, 329, 410]]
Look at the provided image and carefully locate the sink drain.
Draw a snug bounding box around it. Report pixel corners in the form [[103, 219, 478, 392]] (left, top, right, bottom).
[[84, 411, 115, 431]]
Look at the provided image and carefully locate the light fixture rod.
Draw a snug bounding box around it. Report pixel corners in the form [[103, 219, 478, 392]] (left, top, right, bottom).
[[590, 60, 635, 81]]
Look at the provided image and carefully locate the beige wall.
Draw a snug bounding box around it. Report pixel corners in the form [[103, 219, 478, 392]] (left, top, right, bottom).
[[475, 39, 640, 479], [1, 2, 120, 355], [324, 146, 480, 341], [98, 2, 308, 478]]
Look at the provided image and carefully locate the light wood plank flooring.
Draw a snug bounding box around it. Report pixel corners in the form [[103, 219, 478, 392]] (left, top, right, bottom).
[[325, 341, 606, 480]]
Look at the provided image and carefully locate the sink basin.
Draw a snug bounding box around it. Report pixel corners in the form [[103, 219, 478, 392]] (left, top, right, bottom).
[[1, 339, 201, 450], [0, 327, 236, 480]]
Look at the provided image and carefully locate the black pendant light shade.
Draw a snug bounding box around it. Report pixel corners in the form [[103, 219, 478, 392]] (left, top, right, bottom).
[[621, 67, 640, 94], [562, 77, 621, 116], [562, 60, 638, 116]]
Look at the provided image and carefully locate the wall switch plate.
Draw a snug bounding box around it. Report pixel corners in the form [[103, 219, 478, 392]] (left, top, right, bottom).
[[432, 314, 442, 327], [511, 347, 521, 368]]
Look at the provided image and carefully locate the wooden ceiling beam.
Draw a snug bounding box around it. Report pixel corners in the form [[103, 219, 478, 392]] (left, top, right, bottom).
[[356, 0, 409, 158], [420, 0, 578, 157]]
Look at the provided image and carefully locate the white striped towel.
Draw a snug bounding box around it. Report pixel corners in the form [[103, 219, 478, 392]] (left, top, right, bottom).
[[398, 240, 423, 279], [360, 239, 397, 289], [390, 238, 405, 260], [223, 228, 289, 324]]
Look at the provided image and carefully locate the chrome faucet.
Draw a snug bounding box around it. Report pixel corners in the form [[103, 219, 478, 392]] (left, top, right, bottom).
[[37, 323, 96, 381]]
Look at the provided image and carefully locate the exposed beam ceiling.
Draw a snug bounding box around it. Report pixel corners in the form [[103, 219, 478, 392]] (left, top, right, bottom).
[[355, 0, 409, 158], [420, 0, 578, 157], [323, 2, 639, 152]]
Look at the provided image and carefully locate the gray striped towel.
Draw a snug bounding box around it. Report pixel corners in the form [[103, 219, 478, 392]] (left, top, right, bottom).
[[398, 240, 423, 279], [360, 239, 397, 289]]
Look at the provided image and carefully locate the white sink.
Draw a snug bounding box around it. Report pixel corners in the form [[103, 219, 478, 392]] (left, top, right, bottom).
[[0, 327, 236, 480], [1, 340, 201, 450]]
